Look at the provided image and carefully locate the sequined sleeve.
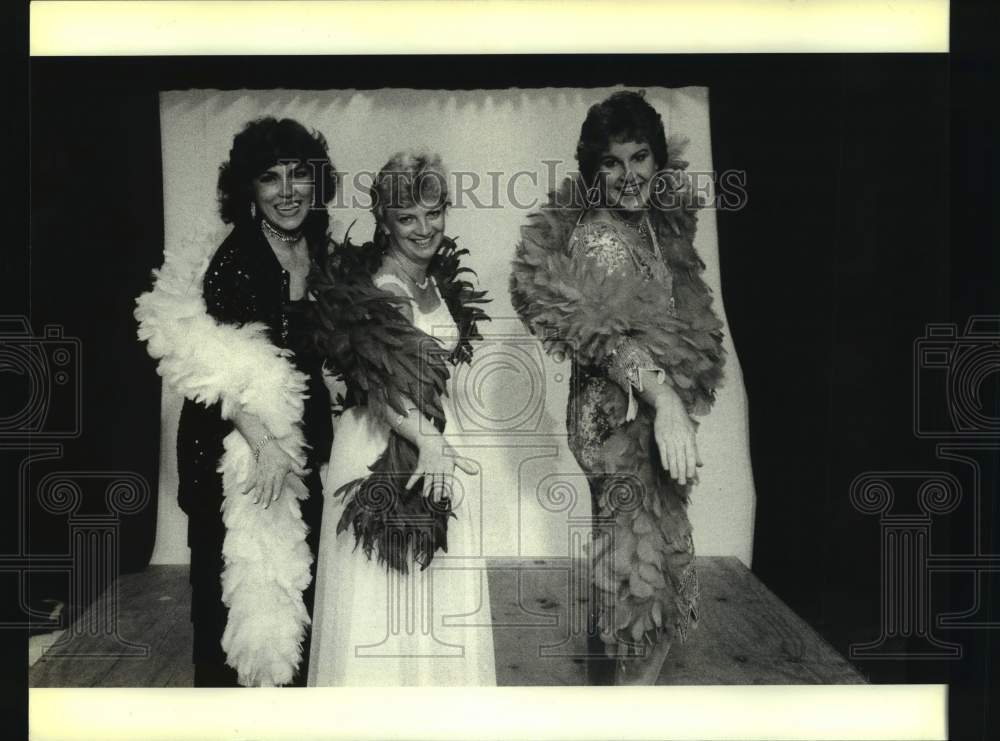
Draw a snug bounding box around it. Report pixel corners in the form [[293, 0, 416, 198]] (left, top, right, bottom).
[[570, 222, 668, 421], [606, 337, 669, 422], [203, 239, 259, 326]]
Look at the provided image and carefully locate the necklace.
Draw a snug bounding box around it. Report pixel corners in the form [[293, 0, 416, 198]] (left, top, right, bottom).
[[261, 218, 302, 244], [609, 207, 650, 238], [390, 253, 430, 290]]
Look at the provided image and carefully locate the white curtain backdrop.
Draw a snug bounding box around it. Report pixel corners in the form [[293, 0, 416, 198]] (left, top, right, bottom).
[[151, 86, 755, 566]]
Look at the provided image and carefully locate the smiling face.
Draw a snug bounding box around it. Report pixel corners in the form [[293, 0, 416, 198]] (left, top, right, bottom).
[[596, 139, 657, 212], [252, 161, 314, 232], [382, 199, 446, 266]]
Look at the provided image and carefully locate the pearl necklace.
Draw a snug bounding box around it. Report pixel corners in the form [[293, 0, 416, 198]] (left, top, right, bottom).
[[390, 253, 430, 290], [261, 218, 302, 244]]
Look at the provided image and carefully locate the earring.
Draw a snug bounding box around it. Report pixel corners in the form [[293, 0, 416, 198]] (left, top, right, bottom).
[[250, 202, 257, 220]]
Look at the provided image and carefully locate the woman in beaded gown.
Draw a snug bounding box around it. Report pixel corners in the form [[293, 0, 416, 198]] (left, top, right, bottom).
[[307, 151, 496, 687], [510, 91, 726, 685]]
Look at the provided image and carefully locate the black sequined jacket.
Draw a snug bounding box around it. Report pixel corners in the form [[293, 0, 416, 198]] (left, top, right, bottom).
[[175, 223, 332, 517]]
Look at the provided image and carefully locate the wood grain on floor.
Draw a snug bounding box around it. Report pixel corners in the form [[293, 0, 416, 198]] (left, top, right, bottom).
[[29, 557, 865, 687]]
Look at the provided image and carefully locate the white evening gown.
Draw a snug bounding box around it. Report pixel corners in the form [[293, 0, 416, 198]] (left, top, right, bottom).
[[308, 275, 497, 686]]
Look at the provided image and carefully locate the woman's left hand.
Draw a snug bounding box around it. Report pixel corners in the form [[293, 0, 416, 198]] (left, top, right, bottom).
[[243, 437, 309, 509], [651, 387, 701, 486], [405, 437, 479, 503]]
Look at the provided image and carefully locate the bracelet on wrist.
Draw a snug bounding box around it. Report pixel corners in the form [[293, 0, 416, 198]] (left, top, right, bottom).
[[253, 432, 275, 463]]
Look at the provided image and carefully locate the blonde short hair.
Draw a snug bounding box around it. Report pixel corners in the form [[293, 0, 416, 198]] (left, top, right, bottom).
[[370, 150, 450, 225]]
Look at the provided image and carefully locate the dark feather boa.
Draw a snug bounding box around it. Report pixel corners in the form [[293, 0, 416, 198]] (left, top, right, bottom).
[[304, 233, 489, 573]]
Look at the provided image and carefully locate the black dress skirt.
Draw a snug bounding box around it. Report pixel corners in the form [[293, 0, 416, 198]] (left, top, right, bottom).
[[176, 222, 332, 687]]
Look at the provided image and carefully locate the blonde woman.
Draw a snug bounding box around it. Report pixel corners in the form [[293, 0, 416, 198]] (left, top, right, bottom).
[[306, 152, 496, 687]]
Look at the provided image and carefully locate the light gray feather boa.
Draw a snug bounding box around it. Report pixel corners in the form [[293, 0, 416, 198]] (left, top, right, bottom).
[[135, 223, 312, 687]]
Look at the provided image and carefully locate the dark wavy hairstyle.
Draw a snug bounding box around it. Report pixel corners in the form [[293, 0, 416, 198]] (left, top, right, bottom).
[[575, 90, 669, 188], [217, 116, 338, 259]]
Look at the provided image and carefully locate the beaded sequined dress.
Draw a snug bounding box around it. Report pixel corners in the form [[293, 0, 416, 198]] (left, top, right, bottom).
[[567, 215, 699, 684], [510, 156, 726, 685]]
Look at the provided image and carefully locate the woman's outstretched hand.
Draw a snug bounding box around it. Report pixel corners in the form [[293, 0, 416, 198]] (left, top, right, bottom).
[[652, 387, 701, 486], [406, 437, 479, 503], [242, 438, 309, 509]]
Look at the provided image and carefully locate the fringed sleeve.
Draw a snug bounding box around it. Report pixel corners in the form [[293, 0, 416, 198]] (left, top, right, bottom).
[[606, 338, 669, 422]]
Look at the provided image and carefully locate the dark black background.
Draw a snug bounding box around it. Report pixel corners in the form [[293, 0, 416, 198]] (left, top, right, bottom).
[[6, 2, 997, 740]]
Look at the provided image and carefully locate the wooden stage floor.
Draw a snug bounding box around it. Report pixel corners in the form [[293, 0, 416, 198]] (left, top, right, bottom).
[[30, 557, 865, 687]]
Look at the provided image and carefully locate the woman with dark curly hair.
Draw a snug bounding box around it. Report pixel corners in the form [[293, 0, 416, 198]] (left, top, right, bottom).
[[510, 91, 726, 685], [136, 116, 338, 687]]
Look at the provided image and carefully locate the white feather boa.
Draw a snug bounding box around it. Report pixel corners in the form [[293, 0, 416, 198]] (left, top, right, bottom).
[[135, 223, 313, 687]]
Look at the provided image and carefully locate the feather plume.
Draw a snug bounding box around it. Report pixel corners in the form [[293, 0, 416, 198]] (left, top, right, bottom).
[[304, 234, 489, 573], [509, 155, 722, 661], [135, 222, 313, 687]]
